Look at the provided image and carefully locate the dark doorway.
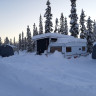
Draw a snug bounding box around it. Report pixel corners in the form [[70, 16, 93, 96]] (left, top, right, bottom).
[[37, 38, 49, 54]]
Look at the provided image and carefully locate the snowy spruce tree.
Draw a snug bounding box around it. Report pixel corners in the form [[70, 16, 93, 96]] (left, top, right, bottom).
[[69, 0, 79, 38], [93, 20, 96, 41], [59, 13, 65, 34], [64, 17, 68, 35], [21, 31, 25, 51], [33, 23, 38, 36], [14, 37, 16, 46], [54, 18, 59, 33], [0, 37, 2, 45], [24, 37, 27, 50], [4, 37, 9, 45], [80, 9, 86, 39], [86, 17, 94, 53], [10, 39, 12, 45], [35, 27, 38, 35], [39, 14, 43, 34], [27, 26, 33, 52], [19, 34, 22, 50], [44, 0, 53, 33]]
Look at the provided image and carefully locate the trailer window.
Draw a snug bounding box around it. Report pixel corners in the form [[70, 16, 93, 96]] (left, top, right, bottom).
[[50, 46, 62, 53], [51, 38, 57, 42], [82, 47, 85, 51], [66, 47, 72, 52]]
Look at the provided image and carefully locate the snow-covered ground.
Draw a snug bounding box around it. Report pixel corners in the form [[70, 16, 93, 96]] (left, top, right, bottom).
[[0, 51, 96, 96]]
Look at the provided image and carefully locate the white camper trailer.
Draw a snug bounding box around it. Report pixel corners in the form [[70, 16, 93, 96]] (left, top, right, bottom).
[[33, 33, 87, 58]]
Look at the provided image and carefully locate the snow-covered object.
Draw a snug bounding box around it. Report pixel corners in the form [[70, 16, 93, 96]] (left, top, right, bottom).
[[49, 37, 87, 56], [92, 44, 96, 59], [50, 37, 86, 45], [33, 33, 87, 57], [44, 0, 53, 33], [19, 34, 22, 50], [60, 13, 65, 34], [27, 26, 33, 52], [93, 21, 96, 41], [69, 0, 79, 37], [33, 23, 38, 36], [39, 15, 43, 34], [54, 18, 59, 33], [80, 9, 86, 39], [64, 17, 68, 35], [33, 33, 74, 40], [0, 45, 14, 57], [86, 17, 94, 53]]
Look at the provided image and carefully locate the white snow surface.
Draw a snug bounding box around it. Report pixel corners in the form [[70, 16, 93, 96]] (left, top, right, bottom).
[[0, 51, 96, 96]]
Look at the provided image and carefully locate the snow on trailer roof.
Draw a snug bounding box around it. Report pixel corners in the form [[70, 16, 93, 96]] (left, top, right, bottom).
[[32, 33, 74, 40], [56, 37, 87, 44], [50, 38, 87, 46]]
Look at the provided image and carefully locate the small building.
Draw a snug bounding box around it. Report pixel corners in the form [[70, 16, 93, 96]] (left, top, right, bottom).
[[0, 45, 14, 57], [33, 33, 87, 57]]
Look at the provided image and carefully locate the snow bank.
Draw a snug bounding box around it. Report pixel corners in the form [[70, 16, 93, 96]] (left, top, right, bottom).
[[0, 52, 96, 96]]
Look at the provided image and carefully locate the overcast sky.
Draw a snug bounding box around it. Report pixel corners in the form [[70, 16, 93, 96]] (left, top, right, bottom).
[[0, 0, 96, 41]]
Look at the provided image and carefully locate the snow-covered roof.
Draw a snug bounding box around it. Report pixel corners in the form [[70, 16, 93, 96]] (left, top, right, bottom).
[[6, 44, 17, 48], [56, 38, 87, 44], [50, 37, 87, 47], [32, 33, 74, 40], [33, 33, 87, 46]]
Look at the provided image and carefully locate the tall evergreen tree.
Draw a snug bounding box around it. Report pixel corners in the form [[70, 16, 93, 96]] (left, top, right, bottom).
[[54, 18, 59, 33], [14, 37, 16, 46], [21, 31, 25, 51], [44, 0, 53, 33], [10, 39, 12, 45], [59, 13, 65, 34], [86, 16, 94, 53], [27, 26, 33, 52], [39, 14, 43, 34], [4, 37, 9, 45], [69, 0, 79, 37], [80, 9, 86, 39], [64, 17, 68, 35], [33, 23, 36, 36], [35, 27, 38, 35], [33, 23, 38, 36], [93, 20, 96, 41], [24, 37, 27, 50], [0, 37, 2, 45], [19, 34, 22, 50]]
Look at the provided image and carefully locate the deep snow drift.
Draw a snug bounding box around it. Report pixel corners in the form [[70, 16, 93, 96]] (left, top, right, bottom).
[[0, 51, 96, 96]]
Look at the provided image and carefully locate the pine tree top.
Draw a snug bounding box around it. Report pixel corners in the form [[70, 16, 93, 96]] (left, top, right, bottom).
[[46, 0, 50, 5], [70, 0, 76, 2]]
